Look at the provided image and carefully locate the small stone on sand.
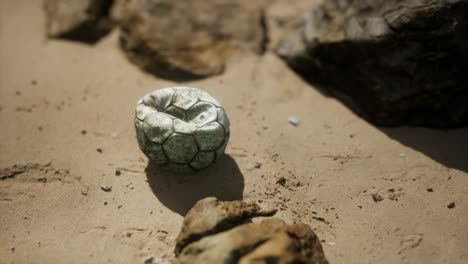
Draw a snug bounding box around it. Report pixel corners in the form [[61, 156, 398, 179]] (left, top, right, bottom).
[[288, 116, 300, 126], [101, 185, 112, 192]]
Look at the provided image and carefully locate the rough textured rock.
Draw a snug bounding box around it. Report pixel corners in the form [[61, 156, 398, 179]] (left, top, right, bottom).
[[118, 0, 267, 80], [174, 197, 277, 255], [44, 0, 115, 43], [276, 0, 468, 127], [174, 197, 328, 264]]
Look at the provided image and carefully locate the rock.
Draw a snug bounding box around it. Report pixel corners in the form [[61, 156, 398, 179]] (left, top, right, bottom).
[[144, 256, 154, 264], [276, 0, 468, 127], [118, 0, 266, 80], [288, 116, 300, 126], [44, 0, 115, 43], [174, 197, 277, 255], [174, 197, 328, 264], [100, 185, 112, 192]]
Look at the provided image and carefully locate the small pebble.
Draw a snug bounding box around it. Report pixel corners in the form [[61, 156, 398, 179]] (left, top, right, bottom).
[[328, 241, 336, 246], [399, 153, 406, 158], [372, 193, 384, 203], [447, 202, 455, 209], [426, 187, 433, 192], [115, 169, 121, 176], [81, 130, 87, 135], [81, 190, 88, 195], [101, 185, 112, 192], [276, 177, 286, 186], [97, 148, 103, 153], [247, 162, 262, 170], [144, 256, 154, 264], [288, 116, 300, 126]]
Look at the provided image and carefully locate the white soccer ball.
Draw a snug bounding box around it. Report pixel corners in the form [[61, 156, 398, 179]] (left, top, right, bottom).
[[135, 87, 230, 172]]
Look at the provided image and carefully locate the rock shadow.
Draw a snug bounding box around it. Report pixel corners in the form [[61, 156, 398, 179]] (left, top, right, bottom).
[[274, 1, 468, 172], [118, 38, 210, 82], [145, 155, 244, 215], [380, 126, 468, 173]]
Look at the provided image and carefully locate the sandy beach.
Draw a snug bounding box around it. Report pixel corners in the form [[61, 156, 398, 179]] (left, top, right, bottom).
[[1, 1, 467, 263]]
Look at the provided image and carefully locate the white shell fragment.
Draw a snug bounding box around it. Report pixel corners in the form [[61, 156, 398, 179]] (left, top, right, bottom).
[[288, 116, 300, 126], [135, 87, 230, 172]]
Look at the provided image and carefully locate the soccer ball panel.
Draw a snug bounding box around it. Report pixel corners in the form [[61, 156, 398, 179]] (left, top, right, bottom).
[[135, 103, 157, 121], [186, 102, 217, 127], [174, 119, 197, 135], [216, 107, 230, 133], [165, 105, 186, 120], [190, 151, 215, 170], [163, 133, 198, 163], [194, 122, 225, 151], [143, 113, 174, 144], [145, 87, 174, 111], [196, 90, 221, 107], [135, 119, 147, 150], [145, 142, 168, 164], [172, 88, 199, 110], [215, 133, 229, 160]]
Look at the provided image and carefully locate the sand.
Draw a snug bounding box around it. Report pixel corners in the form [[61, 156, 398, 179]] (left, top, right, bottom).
[[1, 1, 467, 263]]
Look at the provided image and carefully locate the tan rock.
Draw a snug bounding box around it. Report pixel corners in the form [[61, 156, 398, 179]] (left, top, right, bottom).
[[118, 0, 266, 79], [174, 197, 328, 264], [44, 0, 115, 43], [174, 197, 277, 255]]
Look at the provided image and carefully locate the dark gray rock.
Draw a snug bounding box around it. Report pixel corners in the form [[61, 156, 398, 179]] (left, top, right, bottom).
[[276, 0, 468, 127], [118, 0, 267, 80], [44, 0, 115, 44]]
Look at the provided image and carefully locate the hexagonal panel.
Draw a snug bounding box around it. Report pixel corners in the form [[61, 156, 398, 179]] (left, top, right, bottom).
[[173, 119, 197, 135], [134, 118, 147, 151], [216, 107, 230, 133], [216, 133, 229, 159], [163, 133, 198, 163], [186, 102, 217, 127], [190, 151, 215, 170], [143, 113, 174, 144], [172, 88, 199, 110], [165, 105, 186, 120], [196, 90, 221, 107], [135, 103, 157, 121], [145, 142, 168, 164], [194, 122, 225, 151], [144, 87, 174, 111]]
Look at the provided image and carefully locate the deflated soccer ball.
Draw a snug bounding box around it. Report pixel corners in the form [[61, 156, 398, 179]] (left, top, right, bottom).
[[135, 87, 230, 172]]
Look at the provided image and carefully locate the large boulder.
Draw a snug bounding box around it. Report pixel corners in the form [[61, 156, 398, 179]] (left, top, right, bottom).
[[118, 0, 266, 80], [276, 0, 468, 127], [174, 197, 328, 264], [44, 0, 115, 43]]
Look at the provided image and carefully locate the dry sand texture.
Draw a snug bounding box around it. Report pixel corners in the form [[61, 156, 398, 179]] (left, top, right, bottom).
[[1, 1, 468, 263]]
